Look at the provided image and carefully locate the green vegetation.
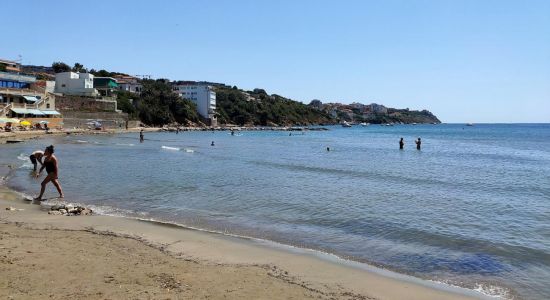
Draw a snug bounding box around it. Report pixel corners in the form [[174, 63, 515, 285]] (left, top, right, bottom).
[[385, 108, 440, 124], [357, 109, 440, 124], [116, 80, 199, 126], [215, 87, 333, 126], [52, 62, 71, 73], [90, 69, 128, 77]]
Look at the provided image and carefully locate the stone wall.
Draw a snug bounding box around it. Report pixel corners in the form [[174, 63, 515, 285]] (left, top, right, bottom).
[[55, 95, 117, 112], [25, 117, 64, 129], [62, 111, 128, 129]]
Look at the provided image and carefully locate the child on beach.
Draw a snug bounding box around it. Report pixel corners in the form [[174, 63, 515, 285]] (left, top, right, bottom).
[[34, 145, 64, 200], [29, 150, 44, 172]]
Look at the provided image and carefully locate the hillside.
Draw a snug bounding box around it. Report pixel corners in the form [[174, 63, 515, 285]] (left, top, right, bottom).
[[214, 87, 334, 126], [310, 101, 441, 124]]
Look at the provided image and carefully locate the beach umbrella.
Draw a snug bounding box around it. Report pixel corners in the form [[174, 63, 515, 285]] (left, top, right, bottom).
[[20, 120, 32, 126], [39, 120, 49, 124]]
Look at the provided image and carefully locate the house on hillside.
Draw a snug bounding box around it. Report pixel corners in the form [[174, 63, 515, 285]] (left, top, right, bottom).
[[114, 75, 142, 94], [93, 77, 118, 97], [0, 71, 62, 127], [0, 58, 21, 73], [54, 72, 98, 97]]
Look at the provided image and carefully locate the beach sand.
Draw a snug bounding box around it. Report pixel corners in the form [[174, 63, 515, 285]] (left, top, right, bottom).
[[0, 127, 160, 144], [0, 186, 484, 300], [0, 223, 325, 299]]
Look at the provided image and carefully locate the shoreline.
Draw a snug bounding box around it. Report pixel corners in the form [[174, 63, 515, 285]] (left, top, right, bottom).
[[0, 127, 161, 144], [0, 183, 486, 299], [0, 124, 330, 145]]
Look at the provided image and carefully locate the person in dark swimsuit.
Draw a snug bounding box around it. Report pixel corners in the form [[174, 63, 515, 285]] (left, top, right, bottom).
[[415, 137, 421, 150], [35, 145, 64, 200], [399, 138, 404, 150]]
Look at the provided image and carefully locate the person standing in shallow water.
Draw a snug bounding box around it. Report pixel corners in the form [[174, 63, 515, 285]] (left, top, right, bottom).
[[399, 138, 404, 150], [415, 137, 421, 150], [34, 145, 64, 200], [139, 130, 144, 143]]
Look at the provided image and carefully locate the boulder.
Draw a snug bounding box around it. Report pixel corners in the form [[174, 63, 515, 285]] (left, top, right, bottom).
[[80, 209, 93, 216], [59, 209, 67, 214], [48, 211, 63, 215]]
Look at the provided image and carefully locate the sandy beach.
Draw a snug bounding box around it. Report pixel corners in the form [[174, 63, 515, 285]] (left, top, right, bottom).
[[0, 127, 161, 145], [0, 182, 483, 300]]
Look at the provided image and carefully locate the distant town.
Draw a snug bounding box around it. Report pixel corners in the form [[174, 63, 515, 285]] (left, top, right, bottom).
[[0, 57, 440, 130]]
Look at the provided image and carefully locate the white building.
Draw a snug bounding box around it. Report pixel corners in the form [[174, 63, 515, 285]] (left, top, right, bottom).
[[54, 72, 98, 97], [173, 83, 216, 126]]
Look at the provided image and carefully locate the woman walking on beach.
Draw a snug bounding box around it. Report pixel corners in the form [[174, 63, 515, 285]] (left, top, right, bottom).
[[35, 145, 64, 200]]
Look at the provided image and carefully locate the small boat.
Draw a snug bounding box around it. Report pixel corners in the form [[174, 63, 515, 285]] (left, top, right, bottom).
[[341, 121, 352, 128], [360, 122, 369, 127], [466, 123, 474, 126]]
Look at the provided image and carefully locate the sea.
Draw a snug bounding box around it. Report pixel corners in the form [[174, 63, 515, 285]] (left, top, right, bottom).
[[1, 124, 549, 299]]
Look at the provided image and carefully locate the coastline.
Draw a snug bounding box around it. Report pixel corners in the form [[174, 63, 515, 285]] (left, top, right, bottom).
[[0, 127, 161, 145], [0, 183, 485, 299]]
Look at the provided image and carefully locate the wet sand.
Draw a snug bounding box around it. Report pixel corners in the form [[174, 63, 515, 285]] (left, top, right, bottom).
[[0, 186, 484, 300]]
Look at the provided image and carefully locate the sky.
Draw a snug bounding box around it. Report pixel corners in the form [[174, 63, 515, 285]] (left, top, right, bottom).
[[3, 0, 549, 123]]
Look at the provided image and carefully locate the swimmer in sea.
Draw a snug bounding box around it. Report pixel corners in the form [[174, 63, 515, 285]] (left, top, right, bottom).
[[29, 150, 44, 172], [399, 138, 404, 150], [34, 145, 64, 200], [415, 137, 421, 150], [211, 141, 215, 146]]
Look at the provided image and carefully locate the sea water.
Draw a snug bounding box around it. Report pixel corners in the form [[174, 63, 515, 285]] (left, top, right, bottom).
[[2, 124, 549, 299]]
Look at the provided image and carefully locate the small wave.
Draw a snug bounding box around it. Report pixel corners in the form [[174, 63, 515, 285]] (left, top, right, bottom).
[[16, 153, 33, 169], [116, 143, 135, 147], [161, 146, 180, 151], [473, 283, 512, 298], [75, 140, 88, 143], [184, 149, 195, 153]]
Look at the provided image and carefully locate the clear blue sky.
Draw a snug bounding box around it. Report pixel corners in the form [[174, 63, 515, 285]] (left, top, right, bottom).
[[4, 0, 549, 122]]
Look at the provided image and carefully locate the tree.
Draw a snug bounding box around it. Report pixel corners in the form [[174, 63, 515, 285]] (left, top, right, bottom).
[[135, 80, 199, 126], [72, 62, 84, 72], [52, 62, 71, 73]]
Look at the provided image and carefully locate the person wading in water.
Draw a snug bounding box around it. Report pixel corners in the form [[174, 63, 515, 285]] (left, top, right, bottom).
[[34, 145, 64, 200]]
